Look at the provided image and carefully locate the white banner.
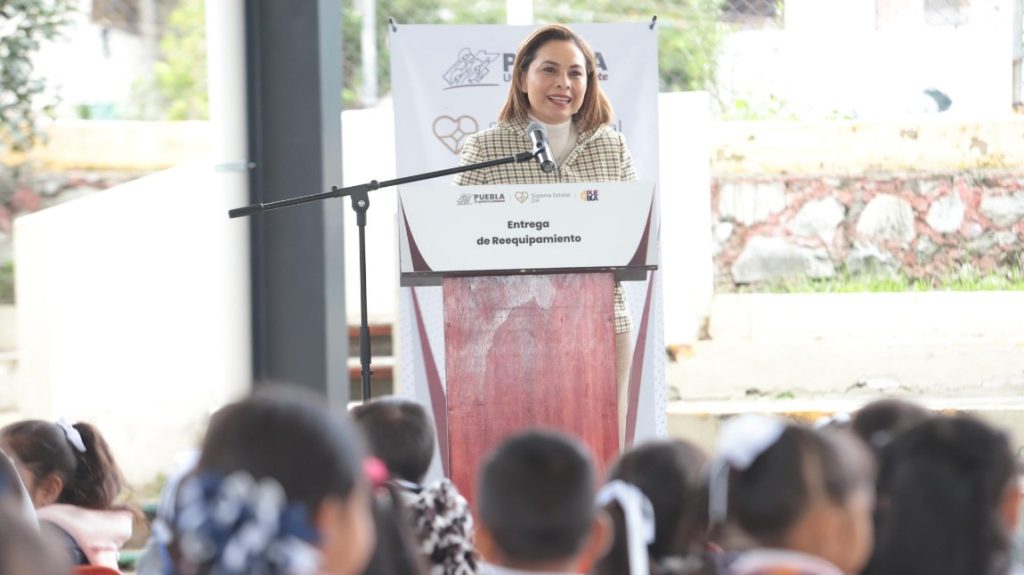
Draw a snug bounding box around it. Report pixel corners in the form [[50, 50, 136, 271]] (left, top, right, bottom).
[[399, 181, 657, 278], [390, 23, 665, 477]]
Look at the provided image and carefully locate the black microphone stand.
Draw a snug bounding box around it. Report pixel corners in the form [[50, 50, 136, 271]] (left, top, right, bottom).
[[230, 149, 539, 403]]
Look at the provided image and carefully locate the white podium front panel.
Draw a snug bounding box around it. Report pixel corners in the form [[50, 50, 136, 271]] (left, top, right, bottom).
[[398, 182, 657, 284]]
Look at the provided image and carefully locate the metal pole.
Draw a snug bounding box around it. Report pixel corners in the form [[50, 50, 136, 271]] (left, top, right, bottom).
[[361, 0, 378, 105]]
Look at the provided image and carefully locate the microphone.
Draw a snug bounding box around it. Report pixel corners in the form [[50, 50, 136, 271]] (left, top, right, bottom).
[[526, 122, 557, 174]]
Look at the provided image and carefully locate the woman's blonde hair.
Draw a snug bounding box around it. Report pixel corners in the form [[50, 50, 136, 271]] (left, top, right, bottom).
[[498, 24, 613, 133]]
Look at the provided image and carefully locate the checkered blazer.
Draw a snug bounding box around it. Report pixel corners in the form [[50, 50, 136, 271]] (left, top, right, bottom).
[[454, 117, 637, 186], [454, 117, 636, 333]]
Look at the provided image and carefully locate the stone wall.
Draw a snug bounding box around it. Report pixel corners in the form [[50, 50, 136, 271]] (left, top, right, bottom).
[[712, 171, 1024, 286]]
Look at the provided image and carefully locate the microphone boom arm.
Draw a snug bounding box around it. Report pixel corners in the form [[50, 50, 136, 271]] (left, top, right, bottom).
[[228, 147, 536, 403], [229, 150, 535, 219]]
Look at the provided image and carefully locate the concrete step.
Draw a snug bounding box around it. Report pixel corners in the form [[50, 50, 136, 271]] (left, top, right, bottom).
[[668, 338, 1024, 401], [709, 292, 1024, 342], [666, 292, 1024, 455]]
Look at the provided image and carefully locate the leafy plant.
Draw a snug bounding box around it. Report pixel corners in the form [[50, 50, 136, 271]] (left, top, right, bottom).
[[527, 0, 725, 92], [0, 0, 75, 153], [152, 0, 208, 120], [0, 261, 13, 304], [646, 0, 726, 92], [355, 0, 506, 108], [724, 93, 799, 120], [129, 0, 729, 112], [0, 0, 75, 286], [341, 0, 726, 108]]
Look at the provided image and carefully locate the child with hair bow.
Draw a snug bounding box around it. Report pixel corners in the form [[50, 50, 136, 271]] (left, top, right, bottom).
[[1, 418, 134, 572], [706, 415, 875, 575]]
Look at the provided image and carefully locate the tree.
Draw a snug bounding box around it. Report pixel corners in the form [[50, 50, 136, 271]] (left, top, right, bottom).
[[133, 0, 726, 114], [0, 0, 75, 304], [342, 0, 505, 109], [532, 0, 725, 93], [340, 0, 725, 109], [153, 0, 207, 120], [0, 0, 75, 153]]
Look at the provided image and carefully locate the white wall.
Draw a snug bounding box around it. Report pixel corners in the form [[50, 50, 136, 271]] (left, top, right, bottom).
[[14, 165, 252, 483], [340, 106, 399, 325], [660, 92, 714, 346], [717, 0, 1014, 119]]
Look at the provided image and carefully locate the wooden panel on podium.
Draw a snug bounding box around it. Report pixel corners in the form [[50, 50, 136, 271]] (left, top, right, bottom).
[[443, 273, 618, 505]]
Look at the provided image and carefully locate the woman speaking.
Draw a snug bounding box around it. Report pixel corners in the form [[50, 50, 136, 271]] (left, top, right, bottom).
[[455, 24, 636, 444]]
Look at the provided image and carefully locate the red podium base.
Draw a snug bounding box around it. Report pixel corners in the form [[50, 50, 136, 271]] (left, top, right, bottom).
[[443, 273, 618, 505]]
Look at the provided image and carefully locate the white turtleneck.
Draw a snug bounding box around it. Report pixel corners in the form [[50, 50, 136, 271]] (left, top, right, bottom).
[[528, 115, 579, 167]]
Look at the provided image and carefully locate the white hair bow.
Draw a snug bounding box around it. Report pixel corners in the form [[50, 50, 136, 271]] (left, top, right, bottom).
[[55, 418, 87, 454], [708, 414, 786, 526], [596, 480, 655, 575]]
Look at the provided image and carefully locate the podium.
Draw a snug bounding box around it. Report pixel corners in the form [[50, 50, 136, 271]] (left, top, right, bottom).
[[399, 181, 658, 502]]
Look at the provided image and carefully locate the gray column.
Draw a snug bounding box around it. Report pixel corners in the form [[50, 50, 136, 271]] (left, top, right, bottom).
[[245, 0, 348, 407]]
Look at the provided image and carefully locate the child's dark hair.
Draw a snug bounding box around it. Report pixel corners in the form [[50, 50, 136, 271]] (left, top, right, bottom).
[[1, 419, 127, 510], [478, 429, 596, 564], [361, 483, 428, 575], [595, 439, 709, 575], [728, 424, 874, 545], [168, 386, 370, 575], [351, 398, 435, 484], [852, 398, 931, 454], [863, 415, 1017, 575], [196, 386, 366, 513]]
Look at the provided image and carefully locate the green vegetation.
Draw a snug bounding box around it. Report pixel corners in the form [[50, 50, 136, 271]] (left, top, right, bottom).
[[0, 262, 13, 304], [344, 0, 725, 107], [144, 0, 728, 112], [737, 266, 1024, 294], [345, 0, 506, 108], [532, 0, 725, 93], [153, 0, 208, 120], [0, 0, 75, 152], [0, 1, 75, 304]]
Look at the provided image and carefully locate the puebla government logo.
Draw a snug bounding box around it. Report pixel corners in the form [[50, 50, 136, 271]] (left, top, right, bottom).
[[443, 48, 501, 88], [456, 192, 507, 206], [443, 47, 610, 88]]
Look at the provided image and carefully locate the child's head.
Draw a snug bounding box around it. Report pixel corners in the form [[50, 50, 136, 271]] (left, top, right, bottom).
[[714, 416, 875, 574], [852, 398, 932, 454], [477, 429, 608, 572], [169, 386, 375, 575], [595, 439, 709, 575], [350, 398, 435, 484], [0, 419, 126, 510], [865, 415, 1019, 575]]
